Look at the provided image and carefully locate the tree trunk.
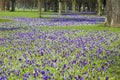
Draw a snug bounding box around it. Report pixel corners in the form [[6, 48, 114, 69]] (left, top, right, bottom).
[[6, 0, 10, 10], [44, 1, 47, 12], [1, 0, 5, 11], [38, 0, 42, 18], [41, 0, 44, 11], [64, 0, 67, 13], [11, 0, 15, 12], [58, 0, 62, 15], [97, 0, 102, 15], [54, 1, 58, 12], [106, 0, 120, 27], [72, 0, 76, 13]]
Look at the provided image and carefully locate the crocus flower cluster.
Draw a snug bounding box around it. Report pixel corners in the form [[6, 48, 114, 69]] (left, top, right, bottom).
[[0, 15, 105, 30], [0, 29, 120, 80], [0, 15, 120, 80]]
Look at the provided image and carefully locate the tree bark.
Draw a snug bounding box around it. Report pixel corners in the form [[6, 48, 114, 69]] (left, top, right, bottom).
[[38, 0, 42, 18], [106, 0, 120, 27]]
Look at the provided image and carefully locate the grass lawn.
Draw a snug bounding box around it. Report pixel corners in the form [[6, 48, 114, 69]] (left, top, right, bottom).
[[0, 11, 55, 18]]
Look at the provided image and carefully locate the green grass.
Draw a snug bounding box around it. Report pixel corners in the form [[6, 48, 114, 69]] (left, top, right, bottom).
[[0, 18, 13, 22], [0, 11, 55, 18], [39, 24, 120, 32]]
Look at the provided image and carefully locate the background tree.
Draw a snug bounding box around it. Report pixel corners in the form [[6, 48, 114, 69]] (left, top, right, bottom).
[[58, 0, 62, 15], [64, 0, 67, 13], [6, 0, 10, 10], [97, 0, 102, 15], [38, 0, 42, 18], [1, 0, 6, 11], [11, 0, 16, 11], [72, 0, 76, 13], [106, 0, 120, 27]]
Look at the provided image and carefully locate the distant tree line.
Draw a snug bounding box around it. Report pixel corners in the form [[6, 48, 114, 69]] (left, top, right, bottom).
[[0, 0, 106, 14], [0, 0, 119, 27]]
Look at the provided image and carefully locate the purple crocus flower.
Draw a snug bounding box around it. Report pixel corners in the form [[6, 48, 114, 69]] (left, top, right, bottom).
[[40, 70, 45, 75], [105, 62, 109, 67], [0, 61, 2, 65], [25, 60, 30, 64], [78, 75, 84, 80], [0, 76, 7, 80], [33, 72, 38, 77], [23, 78, 27, 80], [77, 76, 84, 80], [23, 74, 29, 78], [80, 61, 87, 66], [101, 66, 106, 71], [105, 77, 109, 80], [43, 76, 48, 80]]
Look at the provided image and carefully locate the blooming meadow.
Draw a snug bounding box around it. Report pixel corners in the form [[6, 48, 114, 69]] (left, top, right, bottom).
[[0, 15, 120, 80]]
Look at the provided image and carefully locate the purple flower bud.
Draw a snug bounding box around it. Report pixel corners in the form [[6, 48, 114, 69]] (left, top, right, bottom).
[[78, 75, 81, 79], [62, 64, 66, 70], [23, 54, 27, 59]]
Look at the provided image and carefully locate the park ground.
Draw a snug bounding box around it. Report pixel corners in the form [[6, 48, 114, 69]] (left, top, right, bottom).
[[0, 11, 120, 80]]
